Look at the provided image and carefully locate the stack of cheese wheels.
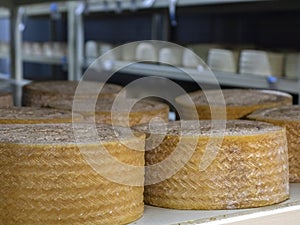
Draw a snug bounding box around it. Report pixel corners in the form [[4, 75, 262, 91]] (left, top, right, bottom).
[[0, 91, 13, 107], [22, 81, 123, 107], [0, 123, 145, 225], [175, 89, 292, 120], [248, 105, 300, 183], [48, 98, 170, 127], [0, 107, 81, 124], [134, 120, 289, 209]]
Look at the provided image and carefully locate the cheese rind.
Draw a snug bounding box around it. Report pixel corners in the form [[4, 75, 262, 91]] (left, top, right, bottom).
[[22, 81, 123, 107], [248, 105, 300, 182], [0, 91, 13, 107], [175, 89, 292, 120], [0, 107, 81, 124], [0, 123, 145, 225], [134, 120, 289, 209], [48, 98, 169, 127]]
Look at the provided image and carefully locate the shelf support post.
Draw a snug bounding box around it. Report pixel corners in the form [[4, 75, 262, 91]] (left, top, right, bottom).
[[9, 5, 23, 106]]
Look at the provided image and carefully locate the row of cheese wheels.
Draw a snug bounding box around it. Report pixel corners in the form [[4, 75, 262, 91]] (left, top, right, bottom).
[[0, 82, 299, 225]]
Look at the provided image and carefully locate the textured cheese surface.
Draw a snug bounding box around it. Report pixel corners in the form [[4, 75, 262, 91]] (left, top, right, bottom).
[[22, 80, 123, 107], [0, 91, 13, 107], [0, 107, 81, 124], [248, 105, 300, 182], [0, 123, 145, 225], [135, 120, 289, 210], [49, 98, 170, 127], [175, 89, 292, 119]]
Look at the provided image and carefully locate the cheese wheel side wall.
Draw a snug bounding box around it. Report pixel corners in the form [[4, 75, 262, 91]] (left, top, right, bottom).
[[0, 140, 145, 225], [0, 92, 13, 108], [144, 130, 289, 210], [247, 117, 300, 183], [92, 106, 170, 126]]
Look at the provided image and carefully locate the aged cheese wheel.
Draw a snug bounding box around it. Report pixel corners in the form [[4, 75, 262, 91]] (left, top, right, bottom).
[[22, 80, 123, 107], [248, 105, 300, 182], [0, 107, 81, 124], [0, 123, 145, 225], [48, 98, 169, 127], [207, 48, 239, 73], [0, 91, 13, 107], [175, 89, 292, 120], [159, 47, 182, 66], [136, 42, 158, 62], [134, 120, 289, 209]]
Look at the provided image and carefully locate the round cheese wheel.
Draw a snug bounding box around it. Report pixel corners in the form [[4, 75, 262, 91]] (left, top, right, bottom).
[[248, 105, 300, 182], [175, 89, 292, 120], [0, 123, 145, 225], [134, 120, 289, 209], [136, 43, 158, 62], [48, 98, 169, 127], [0, 91, 13, 107], [159, 47, 182, 66], [22, 81, 123, 107], [0, 107, 81, 124]]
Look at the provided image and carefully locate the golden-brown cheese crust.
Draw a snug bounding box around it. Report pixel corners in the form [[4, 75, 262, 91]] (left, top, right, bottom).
[[248, 105, 300, 182], [48, 98, 170, 127], [0, 91, 13, 107], [135, 120, 289, 210], [175, 89, 292, 120], [22, 81, 123, 107], [0, 124, 145, 225], [0, 107, 81, 124]]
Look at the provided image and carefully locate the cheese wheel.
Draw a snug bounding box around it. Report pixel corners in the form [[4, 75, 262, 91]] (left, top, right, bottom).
[[0, 123, 145, 225], [285, 53, 300, 79], [0, 91, 13, 107], [48, 98, 169, 127], [134, 120, 289, 209], [136, 43, 158, 62], [207, 48, 239, 73], [159, 47, 182, 66], [175, 89, 292, 120], [248, 105, 300, 182], [182, 48, 204, 68], [240, 50, 284, 77], [22, 81, 123, 107], [0, 107, 81, 124]]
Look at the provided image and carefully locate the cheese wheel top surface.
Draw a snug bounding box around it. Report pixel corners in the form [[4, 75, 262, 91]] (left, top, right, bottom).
[[49, 98, 169, 113], [24, 80, 122, 96], [0, 91, 11, 97], [248, 105, 300, 122], [0, 123, 139, 145], [0, 107, 76, 120], [176, 89, 292, 106], [134, 120, 282, 137]]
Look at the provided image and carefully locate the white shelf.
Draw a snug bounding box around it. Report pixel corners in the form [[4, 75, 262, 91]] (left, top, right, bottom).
[[86, 0, 269, 13], [112, 61, 299, 94], [0, 52, 67, 65], [130, 184, 300, 225], [0, 72, 9, 80], [22, 54, 67, 65]]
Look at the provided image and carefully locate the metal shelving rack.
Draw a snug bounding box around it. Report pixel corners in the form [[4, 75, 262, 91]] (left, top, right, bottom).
[[0, 0, 82, 106], [77, 0, 300, 104], [111, 61, 299, 95], [1, 0, 299, 104]]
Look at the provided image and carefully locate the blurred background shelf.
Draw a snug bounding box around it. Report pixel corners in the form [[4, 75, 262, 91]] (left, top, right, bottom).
[[0, 0, 300, 105], [112, 61, 300, 94]]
